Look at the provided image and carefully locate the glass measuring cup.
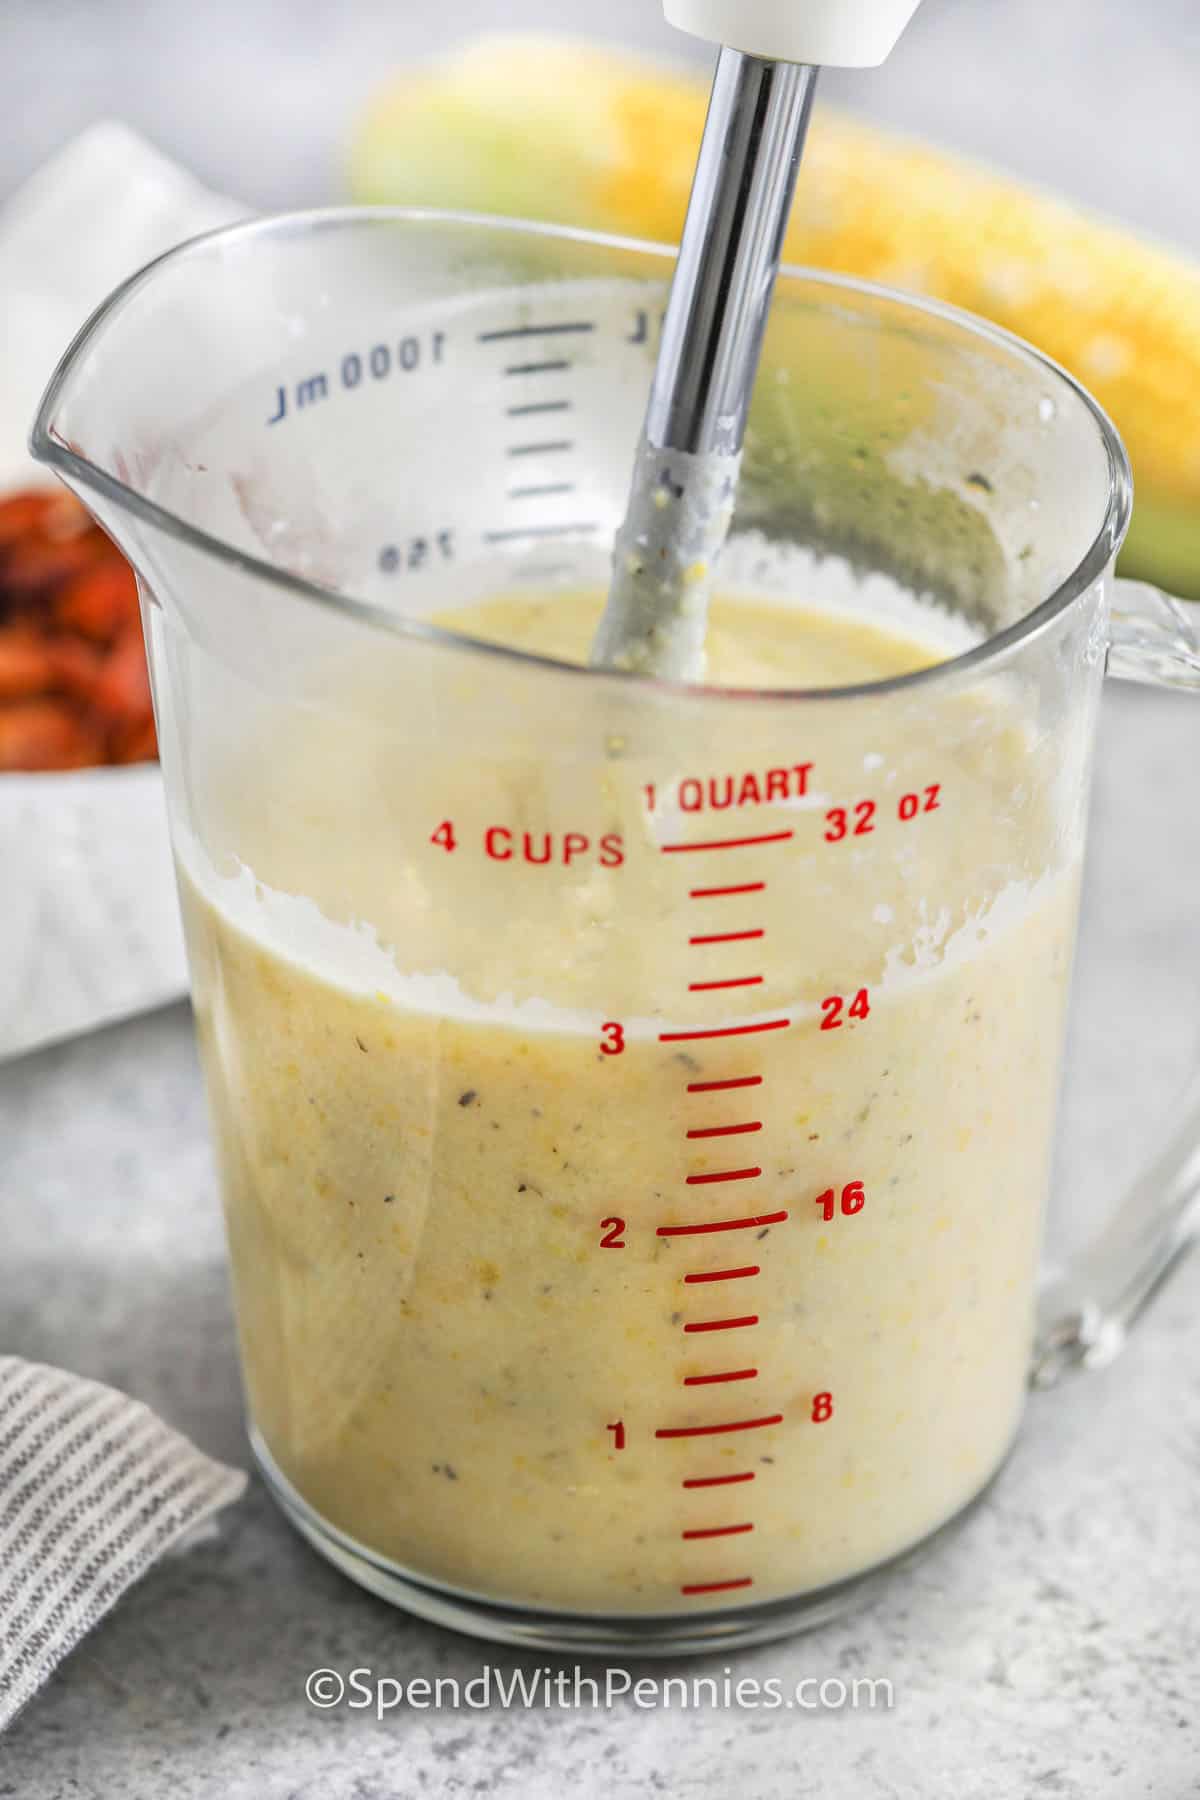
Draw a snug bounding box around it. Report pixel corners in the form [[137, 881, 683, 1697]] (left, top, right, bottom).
[[32, 211, 1200, 1655]]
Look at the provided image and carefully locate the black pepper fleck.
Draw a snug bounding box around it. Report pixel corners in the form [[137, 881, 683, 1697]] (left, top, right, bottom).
[[355, 1036, 368, 1053], [383, 1194, 394, 1204], [458, 1090, 477, 1107]]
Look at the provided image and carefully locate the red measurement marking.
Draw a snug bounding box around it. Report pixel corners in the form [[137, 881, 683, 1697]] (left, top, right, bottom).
[[660, 1019, 788, 1043], [680, 1576, 754, 1595], [683, 1369, 758, 1386], [690, 881, 766, 899], [688, 976, 763, 992], [663, 830, 793, 854], [656, 1414, 782, 1439], [683, 1315, 759, 1331], [682, 1472, 755, 1488], [685, 1167, 762, 1185], [686, 1121, 762, 1139], [681, 1522, 754, 1539], [690, 929, 765, 946], [657, 1211, 787, 1237], [687, 1076, 763, 1093], [683, 1267, 760, 1284]]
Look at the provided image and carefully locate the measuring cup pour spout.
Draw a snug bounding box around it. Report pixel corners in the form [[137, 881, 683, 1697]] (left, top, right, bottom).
[[29, 209, 1200, 1657]]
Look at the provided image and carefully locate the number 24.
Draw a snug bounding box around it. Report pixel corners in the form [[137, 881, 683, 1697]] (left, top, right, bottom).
[[820, 989, 871, 1031]]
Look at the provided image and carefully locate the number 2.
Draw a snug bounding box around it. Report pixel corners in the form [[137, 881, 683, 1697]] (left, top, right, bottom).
[[600, 1217, 626, 1248]]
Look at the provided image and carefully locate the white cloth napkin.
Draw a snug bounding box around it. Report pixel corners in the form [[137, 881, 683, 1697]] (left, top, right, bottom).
[[0, 121, 246, 1061], [0, 1358, 245, 1731]]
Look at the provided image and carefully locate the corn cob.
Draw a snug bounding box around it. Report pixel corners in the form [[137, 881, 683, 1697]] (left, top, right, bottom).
[[350, 36, 1200, 597]]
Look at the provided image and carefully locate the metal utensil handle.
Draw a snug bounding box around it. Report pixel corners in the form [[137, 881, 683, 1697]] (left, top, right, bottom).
[[589, 53, 815, 679], [648, 49, 817, 461]]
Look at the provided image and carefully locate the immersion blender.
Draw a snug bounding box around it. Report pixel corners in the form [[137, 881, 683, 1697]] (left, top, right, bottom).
[[590, 0, 924, 679]]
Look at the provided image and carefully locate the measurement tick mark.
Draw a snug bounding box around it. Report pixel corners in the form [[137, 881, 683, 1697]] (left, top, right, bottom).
[[683, 1266, 760, 1284], [483, 523, 599, 543], [683, 1315, 759, 1331], [660, 1020, 789, 1043], [681, 1522, 755, 1539], [657, 1211, 787, 1238], [507, 440, 574, 457], [480, 323, 595, 342], [663, 830, 793, 854], [685, 1167, 761, 1186], [687, 1076, 762, 1094], [682, 1472, 755, 1488], [503, 360, 571, 376], [656, 1414, 782, 1438], [690, 882, 766, 899], [681, 1577, 754, 1595], [506, 400, 572, 417], [688, 976, 763, 992], [507, 482, 577, 499], [686, 1122, 762, 1139], [683, 1369, 758, 1386], [690, 929, 765, 946]]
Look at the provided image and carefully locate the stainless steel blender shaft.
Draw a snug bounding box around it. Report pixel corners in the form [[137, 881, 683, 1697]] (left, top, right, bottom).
[[649, 49, 818, 457], [589, 49, 818, 679]]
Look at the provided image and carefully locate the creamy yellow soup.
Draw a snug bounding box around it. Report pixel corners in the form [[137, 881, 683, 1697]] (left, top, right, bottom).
[[179, 590, 1075, 1613]]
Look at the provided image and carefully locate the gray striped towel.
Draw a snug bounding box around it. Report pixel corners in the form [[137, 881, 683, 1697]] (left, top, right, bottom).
[[0, 1356, 246, 1731]]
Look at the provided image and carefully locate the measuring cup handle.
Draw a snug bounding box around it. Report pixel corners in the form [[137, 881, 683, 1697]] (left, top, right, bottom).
[[1033, 578, 1200, 1387]]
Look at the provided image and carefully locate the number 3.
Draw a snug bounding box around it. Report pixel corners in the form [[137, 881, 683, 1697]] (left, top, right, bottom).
[[600, 1021, 625, 1056]]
